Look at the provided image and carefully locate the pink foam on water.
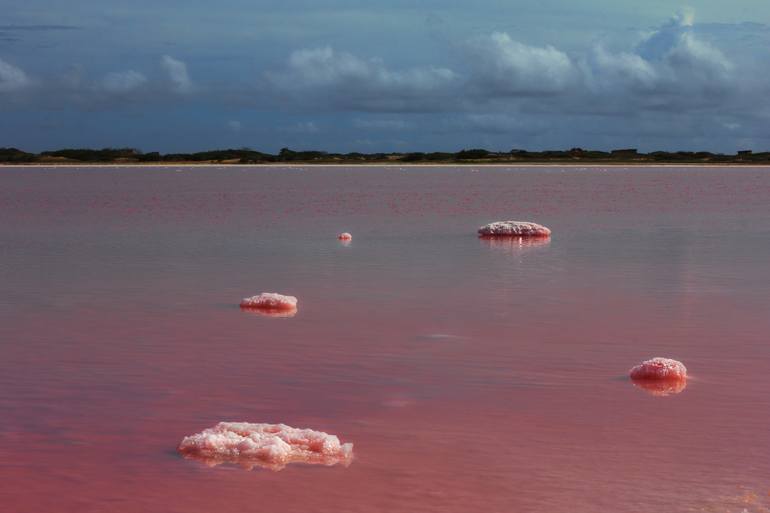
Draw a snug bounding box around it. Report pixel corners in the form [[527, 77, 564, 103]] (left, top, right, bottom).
[[629, 357, 687, 382], [478, 221, 551, 237], [337, 232, 352, 241], [178, 422, 354, 471], [239, 293, 298, 312]]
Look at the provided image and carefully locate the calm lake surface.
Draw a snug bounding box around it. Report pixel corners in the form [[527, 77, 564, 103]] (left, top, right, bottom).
[[1, 165, 769, 513]]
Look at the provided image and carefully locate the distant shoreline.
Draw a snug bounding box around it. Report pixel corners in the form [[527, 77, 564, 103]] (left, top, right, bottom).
[[3, 162, 770, 168], [4, 147, 770, 167]]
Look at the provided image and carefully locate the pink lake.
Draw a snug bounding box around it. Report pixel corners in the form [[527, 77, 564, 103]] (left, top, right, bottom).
[[1, 165, 769, 513]]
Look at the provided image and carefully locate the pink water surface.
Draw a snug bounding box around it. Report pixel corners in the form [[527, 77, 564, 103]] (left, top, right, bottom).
[[1, 165, 770, 513]]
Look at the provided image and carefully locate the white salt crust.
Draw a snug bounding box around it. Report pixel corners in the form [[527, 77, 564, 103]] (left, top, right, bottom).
[[178, 422, 354, 471], [629, 357, 687, 381], [239, 293, 298, 310], [478, 221, 552, 237]]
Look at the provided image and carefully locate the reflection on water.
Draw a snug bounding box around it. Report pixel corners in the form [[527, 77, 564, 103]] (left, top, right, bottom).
[[695, 488, 770, 513], [479, 235, 551, 253], [180, 450, 353, 472], [239, 305, 298, 318], [415, 333, 463, 341], [631, 377, 688, 396]]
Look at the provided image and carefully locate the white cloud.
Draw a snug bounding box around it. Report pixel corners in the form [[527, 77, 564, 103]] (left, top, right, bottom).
[[278, 47, 455, 92], [634, 8, 732, 83], [286, 121, 319, 133], [464, 113, 545, 135], [99, 70, 147, 93], [260, 13, 748, 118], [280, 47, 367, 87], [161, 55, 193, 93], [466, 32, 575, 95], [663, 32, 732, 84], [583, 46, 658, 92], [582, 10, 734, 105], [267, 46, 457, 111], [0, 58, 31, 93], [353, 118, 410, 130], [226, 120, 242, 132], [675, 8, 695, 28]]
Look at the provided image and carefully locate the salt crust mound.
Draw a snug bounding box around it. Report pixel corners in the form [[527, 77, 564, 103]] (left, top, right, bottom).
[[478, 221, 552, 237], [629, 357, 687, 381], [337, 232, 352, 241], [239, 293, 297, 311], [178, 422, 354, 471]]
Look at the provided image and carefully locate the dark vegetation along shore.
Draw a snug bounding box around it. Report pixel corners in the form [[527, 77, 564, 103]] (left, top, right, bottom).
[[2, 146, 770, 165]]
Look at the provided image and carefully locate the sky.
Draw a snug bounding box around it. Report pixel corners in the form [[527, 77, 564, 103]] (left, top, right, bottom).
[[1, 0, 770, 153]]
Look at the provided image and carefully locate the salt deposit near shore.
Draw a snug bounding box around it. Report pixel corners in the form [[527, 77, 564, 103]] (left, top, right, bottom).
[[478, 221, 551, 237], [178, 422, 353, 471], [240, 293, 297, 312]]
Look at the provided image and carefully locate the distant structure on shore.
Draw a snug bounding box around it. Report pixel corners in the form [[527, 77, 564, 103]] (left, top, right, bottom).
[[1, 146, 769, 165]]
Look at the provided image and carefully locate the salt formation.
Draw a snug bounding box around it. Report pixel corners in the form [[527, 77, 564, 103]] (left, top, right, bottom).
[[337, 232, 352, 241], [629, 357, 687, 381], [477, 221, 551, 237], [240, 293, 297, 312], [629, 358, 687, 396], [178, 422, 354, 471]]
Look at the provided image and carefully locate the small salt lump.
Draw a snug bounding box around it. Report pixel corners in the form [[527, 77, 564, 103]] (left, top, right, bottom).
[[239, 293, 297, 311], [629, 358, 688, 396], [478, 221, 551, 237], [629, 357, 687, 381]]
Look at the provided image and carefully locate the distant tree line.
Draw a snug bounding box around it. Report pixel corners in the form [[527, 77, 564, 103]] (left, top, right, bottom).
[[1, 146, 769, 164]]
